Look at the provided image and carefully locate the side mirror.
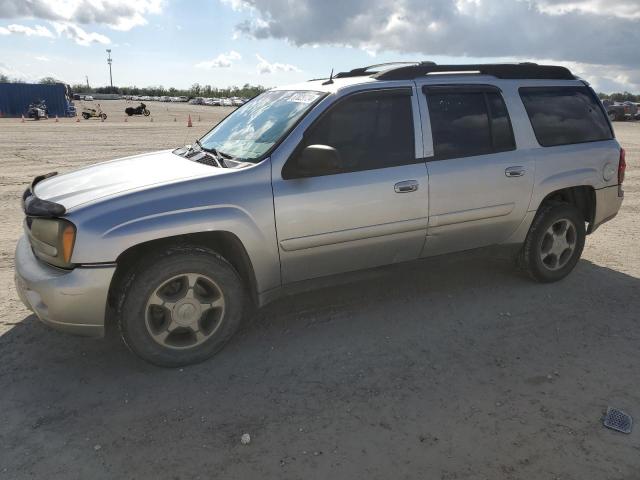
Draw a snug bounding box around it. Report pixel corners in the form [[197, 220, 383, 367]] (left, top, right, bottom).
[[297, 144, 342, 176]]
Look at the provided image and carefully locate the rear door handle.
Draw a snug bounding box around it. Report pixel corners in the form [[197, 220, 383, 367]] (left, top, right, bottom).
[[505, 166, 525, 178], [394, 180, 419, 193]]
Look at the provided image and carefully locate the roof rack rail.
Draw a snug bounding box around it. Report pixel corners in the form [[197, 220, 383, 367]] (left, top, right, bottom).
[[334, 61, 435, 79], [372, 63, 574, 81]]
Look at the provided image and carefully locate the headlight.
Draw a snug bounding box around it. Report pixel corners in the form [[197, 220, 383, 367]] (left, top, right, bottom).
[[27, 218, 76, 268]]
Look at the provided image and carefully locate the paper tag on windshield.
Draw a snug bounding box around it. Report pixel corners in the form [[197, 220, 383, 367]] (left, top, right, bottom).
[[287, 92, 321, 104]]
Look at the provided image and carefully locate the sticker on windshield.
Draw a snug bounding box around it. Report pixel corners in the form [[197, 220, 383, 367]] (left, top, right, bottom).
[[286, 92, 321, 104]]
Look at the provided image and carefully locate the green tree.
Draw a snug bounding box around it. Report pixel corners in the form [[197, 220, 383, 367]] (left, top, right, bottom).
[[39, 76, 61, 84]]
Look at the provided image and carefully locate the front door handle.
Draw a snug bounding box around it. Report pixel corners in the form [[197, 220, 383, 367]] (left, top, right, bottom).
[[505, 166, 526, 178], [394, 180, 419, 193]]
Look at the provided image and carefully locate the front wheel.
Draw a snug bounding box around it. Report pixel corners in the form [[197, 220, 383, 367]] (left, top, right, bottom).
[[519, 203, 586, 283], [143, 109, 150, 116], [118, 247, 246, 367], [101, 113, 107, 120], [82, 112, 90, 120]]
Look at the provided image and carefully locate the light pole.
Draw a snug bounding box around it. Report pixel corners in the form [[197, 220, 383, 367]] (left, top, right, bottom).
[[106, 49, 113, 89]]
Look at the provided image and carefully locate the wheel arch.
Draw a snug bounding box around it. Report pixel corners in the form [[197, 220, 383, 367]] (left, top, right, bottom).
[[536, 185, 596, 231], [106, 231, 259, 326]]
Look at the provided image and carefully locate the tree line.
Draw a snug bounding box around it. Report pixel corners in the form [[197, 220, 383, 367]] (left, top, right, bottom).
[[69, 82, 267, 99], [0, 75, 267, 99], [597, 92, 640, 102], [2, 74, 639, 102]]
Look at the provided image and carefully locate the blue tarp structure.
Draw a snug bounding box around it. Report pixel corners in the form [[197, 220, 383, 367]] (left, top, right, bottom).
[[0, 83, 74, 117]]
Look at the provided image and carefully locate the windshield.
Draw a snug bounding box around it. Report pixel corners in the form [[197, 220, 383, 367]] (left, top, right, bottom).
[[199, 90, 324, 162]]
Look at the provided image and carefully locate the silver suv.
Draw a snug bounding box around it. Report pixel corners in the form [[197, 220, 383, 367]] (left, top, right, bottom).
[[15, 62, 625, 366]]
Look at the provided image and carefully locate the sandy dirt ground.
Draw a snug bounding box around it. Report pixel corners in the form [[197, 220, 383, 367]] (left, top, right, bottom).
[[0, 100, 639, 480]]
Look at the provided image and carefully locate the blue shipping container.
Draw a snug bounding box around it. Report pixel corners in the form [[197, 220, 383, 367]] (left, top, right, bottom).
[[0, 83, 74, 118]]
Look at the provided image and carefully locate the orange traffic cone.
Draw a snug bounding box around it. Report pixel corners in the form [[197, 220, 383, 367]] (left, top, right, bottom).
[[21, 114, 25, 123], [55, 115, 59, 122], [76, 115, 80, 123], [187, 114, 193, 127], [124, 116, 128, 122]]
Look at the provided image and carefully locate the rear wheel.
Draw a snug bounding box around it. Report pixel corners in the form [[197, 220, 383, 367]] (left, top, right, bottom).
[[82, 112, 90, 120], [519, 203, 585, 282], [101, 113, 107, 120], [118, 247, 246, 367]]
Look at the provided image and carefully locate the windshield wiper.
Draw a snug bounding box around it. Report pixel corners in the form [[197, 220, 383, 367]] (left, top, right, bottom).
[[194, 140, 228, 167]]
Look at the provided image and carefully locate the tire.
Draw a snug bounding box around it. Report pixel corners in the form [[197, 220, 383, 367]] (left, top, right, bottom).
[[143, 109, 150, 116], [101, 113, 107, 120], [608, 111, 617, 122], [519, 202, 586, 283], [117, 246, 246, 367], [82, 113, 90, 120]]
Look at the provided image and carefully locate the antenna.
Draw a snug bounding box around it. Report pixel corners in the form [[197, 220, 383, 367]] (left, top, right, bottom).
[[322, 68, 334, 85]]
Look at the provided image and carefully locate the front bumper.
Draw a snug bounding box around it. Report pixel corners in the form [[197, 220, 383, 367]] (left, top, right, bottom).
[[590, 185, 624, 233], [14, 235, 115, 337]]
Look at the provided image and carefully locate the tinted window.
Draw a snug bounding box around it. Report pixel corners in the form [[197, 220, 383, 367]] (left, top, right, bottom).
[[287, 90, 415, 177], [519, 87, 613, 147], [426, 90, 515, 160]]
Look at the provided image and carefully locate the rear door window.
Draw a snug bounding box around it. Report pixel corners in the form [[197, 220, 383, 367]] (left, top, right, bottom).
[[425, 87, 515, 160], [519, 86, 613, 147]]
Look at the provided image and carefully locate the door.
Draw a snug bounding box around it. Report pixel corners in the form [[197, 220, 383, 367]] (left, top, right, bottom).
[[272, 87, 429, 284], [419, 85, 534, 256]]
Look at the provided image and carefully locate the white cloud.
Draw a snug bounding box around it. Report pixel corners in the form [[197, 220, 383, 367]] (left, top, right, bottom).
[[0, 62, 32, 81], [220, 0, 250, 11], [0, 23, 54, 37], [256, 54, 300, 74], [0, 0, 163, 31], [35, 55, 51, 61], [51, 21, 110, 46], [535, 0, 640, 19], [229, 0, 639, 72], [195, 50, 242, 69]]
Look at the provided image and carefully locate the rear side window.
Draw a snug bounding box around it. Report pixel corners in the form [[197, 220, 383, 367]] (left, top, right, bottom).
[[425, 88, 515, 160], [519, 87, 613, 147]]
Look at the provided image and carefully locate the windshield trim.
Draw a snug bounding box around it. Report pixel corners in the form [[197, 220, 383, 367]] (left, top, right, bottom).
[[197, 90, 329, 164]]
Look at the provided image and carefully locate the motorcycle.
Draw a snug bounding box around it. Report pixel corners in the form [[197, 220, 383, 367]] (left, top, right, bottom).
[[81, 103, 107, 120], [125, 102, 150, 116], [28, 100, 49, 120]]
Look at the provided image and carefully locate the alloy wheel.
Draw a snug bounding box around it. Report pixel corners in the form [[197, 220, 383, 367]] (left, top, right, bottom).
[[145, 273, 225, 349], [539, 218, 577, 271]]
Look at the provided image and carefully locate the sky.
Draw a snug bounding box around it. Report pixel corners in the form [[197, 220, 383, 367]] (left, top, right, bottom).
[[0, 0, 638, 93]]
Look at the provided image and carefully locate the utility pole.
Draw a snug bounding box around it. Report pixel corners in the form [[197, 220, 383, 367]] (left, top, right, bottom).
[[106, 49, 113, 89], [85, 75, 89, 89]]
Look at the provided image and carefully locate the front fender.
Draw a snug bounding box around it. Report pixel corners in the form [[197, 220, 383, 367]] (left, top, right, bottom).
[[67, 160, 281, 294]]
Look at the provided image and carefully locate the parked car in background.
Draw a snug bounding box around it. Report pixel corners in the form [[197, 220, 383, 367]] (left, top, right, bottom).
[[602, 99, 638, 121], [84, 95, 94, 101], [15, 62, 625, 367]]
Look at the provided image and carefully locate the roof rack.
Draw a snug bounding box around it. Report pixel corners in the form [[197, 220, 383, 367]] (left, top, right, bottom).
[[334, 61, 435, 79], [372, 62, 575, 81]]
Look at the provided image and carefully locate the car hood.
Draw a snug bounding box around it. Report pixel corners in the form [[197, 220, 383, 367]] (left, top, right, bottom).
[[34, 149, 228, 211]]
